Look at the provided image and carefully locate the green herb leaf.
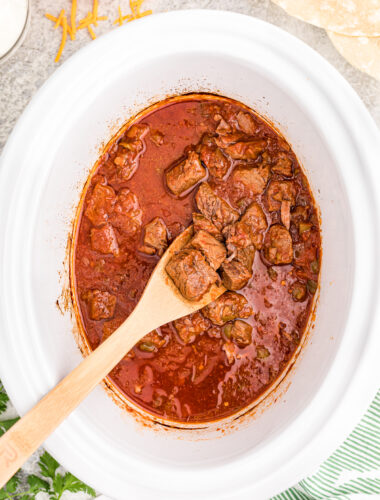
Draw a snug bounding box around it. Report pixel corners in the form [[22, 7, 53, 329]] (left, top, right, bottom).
[[60, 473, 96, 497], [0, 489, 8, 500], [52, 473, 64, 499], [0, 418, 19, 437], [0, 392, 9, 415], [39, 452, 60, 480], [6, 476, 19, 494], [27, 474, 50, 493]]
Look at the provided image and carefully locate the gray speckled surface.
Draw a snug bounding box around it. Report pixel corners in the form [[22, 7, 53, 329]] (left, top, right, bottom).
[[0, 1, 379, 498]]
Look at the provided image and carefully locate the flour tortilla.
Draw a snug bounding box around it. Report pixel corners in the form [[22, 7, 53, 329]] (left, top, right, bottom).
[[272, 0, 380, 36], [328, 31, 380, 80]]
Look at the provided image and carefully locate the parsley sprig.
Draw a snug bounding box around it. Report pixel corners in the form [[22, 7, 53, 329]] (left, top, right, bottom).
[[0, 381, 96, 499]]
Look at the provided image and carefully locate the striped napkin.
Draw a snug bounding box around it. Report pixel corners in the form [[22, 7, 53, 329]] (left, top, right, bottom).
[[274, 389, 380, 499]]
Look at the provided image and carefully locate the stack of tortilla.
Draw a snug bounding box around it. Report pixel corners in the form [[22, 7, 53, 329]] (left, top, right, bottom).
[[272, 0, 380, 81]]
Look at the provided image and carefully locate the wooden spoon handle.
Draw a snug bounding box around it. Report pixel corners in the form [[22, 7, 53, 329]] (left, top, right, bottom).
[[0, 309, 149, 487]]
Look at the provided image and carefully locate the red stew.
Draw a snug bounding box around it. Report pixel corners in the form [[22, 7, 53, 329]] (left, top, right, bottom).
[[72, 94, 321, 423]]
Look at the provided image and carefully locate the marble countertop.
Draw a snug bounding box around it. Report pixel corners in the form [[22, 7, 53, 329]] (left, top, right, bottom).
[[0, 1, 379, 498]]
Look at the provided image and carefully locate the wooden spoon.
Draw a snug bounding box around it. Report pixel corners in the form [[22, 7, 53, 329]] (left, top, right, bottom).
[[0, 226, 225, 486]]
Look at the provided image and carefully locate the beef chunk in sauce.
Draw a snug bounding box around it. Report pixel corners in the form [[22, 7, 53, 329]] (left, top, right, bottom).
[[166, 248, 219, 301], [231, 164, 270, 198], [236, 245, 256, 270], [225, 320, 252, 347], [263, 224, 293, 265], [109, 188, 142, 234], [222, 341, 236, 364], [215, 132, 245, 148], [166, 151, 206, 196], [221, 259, 252, 290], [236, 111, 257, 135], [223, 202, 267, 254], [224, 139, 267, 161], [271, 152, 293, 177], [266, 181, 296, 212], [85, 183, 116, 227], [82, 289, 116, 321], [192, 213, 223, 241], [126, 123, 150, 141], [142, 217, 168, 256], [203, 291, 252, 326], [188, 230, 226, 270], [90, 224, 119, 256], [114, 123, 149, 181], [174, 312, 210, 344], [196, 182, 239, 230], [199, 142, 231, 179]]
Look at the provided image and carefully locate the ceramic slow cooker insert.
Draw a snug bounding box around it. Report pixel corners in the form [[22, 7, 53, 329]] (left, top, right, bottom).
[[0, 11, 379, 500]]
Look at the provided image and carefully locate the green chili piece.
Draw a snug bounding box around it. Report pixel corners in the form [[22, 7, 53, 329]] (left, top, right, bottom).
[[139, 341, 156, 352], [310, 260, 319, 274], [307, 279, 318, 294]]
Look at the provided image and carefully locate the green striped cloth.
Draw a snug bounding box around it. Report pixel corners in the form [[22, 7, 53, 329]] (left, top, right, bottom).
[[274, 389, 380, 499]]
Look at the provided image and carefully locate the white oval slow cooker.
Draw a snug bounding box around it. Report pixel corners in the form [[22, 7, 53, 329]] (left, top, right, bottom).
[[0, 11, 379, 500]]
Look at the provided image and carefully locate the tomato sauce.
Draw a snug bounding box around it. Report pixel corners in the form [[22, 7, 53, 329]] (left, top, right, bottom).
[[72, 95, 321, 423]]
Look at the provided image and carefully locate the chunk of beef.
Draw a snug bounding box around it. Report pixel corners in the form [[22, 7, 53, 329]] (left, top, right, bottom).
[[203, 291, 252, 326], [271, 152, 293, 177], [174, 312, 210, 344], [236, 245, 256, 270], [236, 111, 257, 135], [82, 289, 116, 321], [199, 143, 231, 179], [125, 123, 150, 141], [166, 151, 206, 196], [138, 329, 166, 352], [227, 320, 252, 346], [222, 341, 236, 364], [113, 124, 149, 181], [263, 224, 293, 265], [138, 244, 156, 256], [90, 224, 119, 255], [222, 222, 252, 253], [188, 229, 226, 270], [224, 139, 267, 160], [85, 183, 116, 227], [142, 217, 168, 256], [231, 164, 270, 197], [224, 202, 268, 253], [221, 259, 252, 290], [192, 213, 223, 241], [266, 180, 296, 212], [215, 115, 232, 135], [109, 188, 142, 234], [166, 248, 219, 301], [240, 202, 268, 247], [196, 182, 239, 230], [215, 132, 245, 148]]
